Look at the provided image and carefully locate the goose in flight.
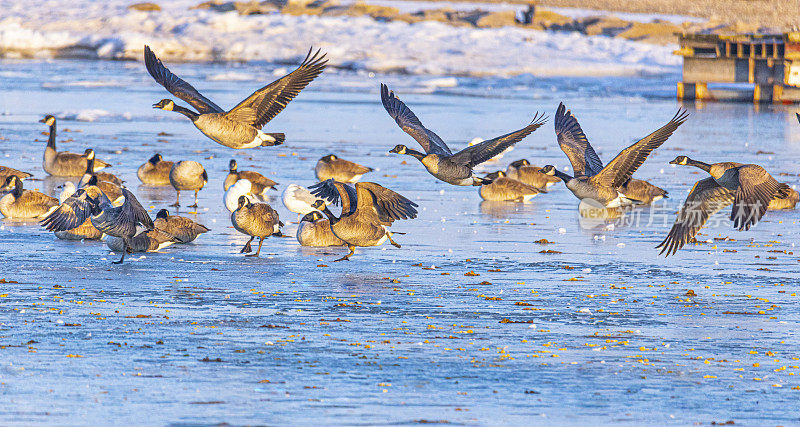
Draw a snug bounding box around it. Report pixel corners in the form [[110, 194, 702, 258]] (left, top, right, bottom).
[[541, 102, 688, 207], [145, 45, 327, 149], [380, 84, 546, 186], [310, 179, 418, 261], [657, 156, 786, 256], [41, 187, 154, 264]]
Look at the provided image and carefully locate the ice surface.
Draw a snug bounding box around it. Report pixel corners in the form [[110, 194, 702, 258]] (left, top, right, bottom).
[[0, 56, 799, 424]]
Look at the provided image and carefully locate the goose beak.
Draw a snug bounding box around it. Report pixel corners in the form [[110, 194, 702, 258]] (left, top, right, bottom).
[[38, 118, 46, 123], [151, 103, 160, 109]]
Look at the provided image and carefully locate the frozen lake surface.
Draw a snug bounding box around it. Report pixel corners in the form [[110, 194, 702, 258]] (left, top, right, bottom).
[[1, 59, 799, 425]]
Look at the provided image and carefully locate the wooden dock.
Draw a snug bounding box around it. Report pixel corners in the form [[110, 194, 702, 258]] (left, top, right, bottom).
[[675, 32, 800, 103]]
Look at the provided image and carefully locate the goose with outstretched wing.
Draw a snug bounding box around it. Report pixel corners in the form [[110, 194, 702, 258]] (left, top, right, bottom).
[[145, 45, 327, 149], [381, 84, 546, 186]]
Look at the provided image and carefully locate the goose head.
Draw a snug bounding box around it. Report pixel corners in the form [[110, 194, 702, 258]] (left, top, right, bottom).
[[39, 115, 56, 126], [153, 99, 175, 111], [539, 165, 557, 176], [509, 159, 530, 169], [156, 209, 169, 220], [311, 199, 326, 210], [669, 155, 690, 165], [321, 154, 337, 162], [389, 144, 408, 155], [0, 175, 18, 193], [148, 153, 162, 165], [301, 211, 324, 223], [237, 195, 250, 210], [83, 149, 95, 160], [484, 170, 506, 181], [228, 159, 238, 172]]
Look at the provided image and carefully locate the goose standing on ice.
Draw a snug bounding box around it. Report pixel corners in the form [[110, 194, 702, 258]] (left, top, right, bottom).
[[41, 187, 154, 264], [231, 196, 282, 257], [40, 115, 110, 176], [478, 171, 540, 202], [505, 159, 561, 191], [169, 160, 207, 207], [145, 45, 327, 149], [541, 103, 687, 207], [381, 84, 546, 186], [137, 153, 173, 185], [0, 176, 59, 219], [315, 155, 373, 183]]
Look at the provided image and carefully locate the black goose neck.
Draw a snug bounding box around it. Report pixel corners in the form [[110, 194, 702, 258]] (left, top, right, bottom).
[[551, 168, 574, 182], [686, 159, 712, 173], [47, 122, 56, 149], [319, 205, 340, 225], [405, 148, 426, 161], [173, 105, 199, 121]]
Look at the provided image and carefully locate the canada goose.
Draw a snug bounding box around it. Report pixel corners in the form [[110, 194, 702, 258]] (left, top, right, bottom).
[[137, 153, 173, 185], [78, 150, 123, 200], [315, 155, 373, 183], [154, 209, 209, 243], [381, 84, 546, 186], [106, 229, 178, 253], [505, 159, 561, 191], [282, 184, 326, 216], [297, 210, 346, 247], [225, 179, 257, 212], [310, 179, 418, 261], [0, 176, 58, 219], [169, 160, 207, 207], [41, 187, 154, 264], [145, 45, 327, 149], [797, 112, 799, 123], [231, 196, 283, 257], [53, 182, 103, 240], [656, 156, 784, 256], [542, 103, 688, 207], [224, 159, 278, 194], [479, 171, 540, 202], [0, 166, 32, 183], [40, 115, 110, 176], [769, 185, 798, 210]]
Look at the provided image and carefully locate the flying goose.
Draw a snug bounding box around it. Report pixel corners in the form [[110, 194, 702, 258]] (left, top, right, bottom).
[[224, 159, 278, 194], [169, 160, 207, 207], [315, 154, 373, 183], [769, 186, 798, 210], [297, 210, 346, 247], [154, 209, 209, 243], [541, 103, 687, 207], [0, 176, 59, 219], [231, 196, 283, 257], [53, 182, 103, 240], [145, 45, 327, 149], [656, 156, 784, 256], [309, 179, 418, 261], [41, 187, 154, 264], [282, 184, 326, 216], [0, 166, 32, 183], [505, 159, 561, 191], [479, 171, 540, 202], [380, 84, 546, 186], [106, 229, 179, 253], [137, 153, 174, 186], [40, 115, 110, 176]]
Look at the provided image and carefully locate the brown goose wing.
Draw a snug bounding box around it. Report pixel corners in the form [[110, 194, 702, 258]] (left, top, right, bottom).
[[225, 48, 327, 128], [656, 178, 734, 256], [592, 109, 689, 189], [380, 83, 452, 156], [449, 113, 547, 167], [554, 102, 603, 177], [731, 165, 781, 231], [333, 159, 372, 175], [144, 45, 224, 114], [355, 182, 418, 226], [40, 187, 100, 231]]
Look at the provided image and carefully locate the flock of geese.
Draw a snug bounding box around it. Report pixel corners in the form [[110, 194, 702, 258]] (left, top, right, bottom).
[[1, 45, 798, 264]]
